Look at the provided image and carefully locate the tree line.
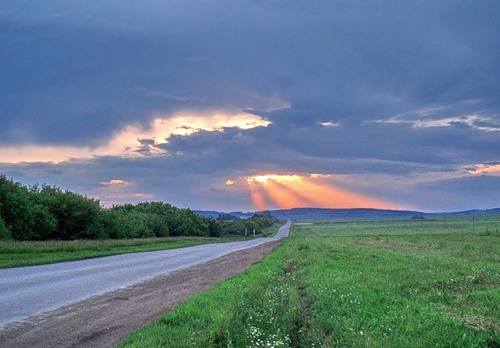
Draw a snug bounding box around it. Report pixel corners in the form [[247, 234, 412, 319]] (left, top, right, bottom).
[[217, 212, 279, 236], [0, 175, 279, 240]]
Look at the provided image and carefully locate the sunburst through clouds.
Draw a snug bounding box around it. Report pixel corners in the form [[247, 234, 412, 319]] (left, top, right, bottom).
[[229, 174, 394, 211]]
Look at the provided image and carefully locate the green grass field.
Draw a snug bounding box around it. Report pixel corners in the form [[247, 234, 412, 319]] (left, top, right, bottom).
[[122, 218, 500, 347], [292, 216, 500, 237], [0, 236, 246, 268]]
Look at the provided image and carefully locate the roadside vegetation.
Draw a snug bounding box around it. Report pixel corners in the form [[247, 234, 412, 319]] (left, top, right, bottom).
[[122, 219, 500, 347], [0, 175, 212, 240], [0, 176, 281, 267], [262, 223, 281, 237], [218, 213, 280, 237], [0, 175, 279, 241], [0, 236, 245, 268]]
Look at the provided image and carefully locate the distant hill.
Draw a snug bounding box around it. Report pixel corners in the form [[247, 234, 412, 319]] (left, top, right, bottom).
[[263, 208, 423, 220], [426, 208, 500, 217], [194, 210, 240, 220], [227, 211, 254, 219], [197, 207, 500, 221], [194, 210, 220, 219]]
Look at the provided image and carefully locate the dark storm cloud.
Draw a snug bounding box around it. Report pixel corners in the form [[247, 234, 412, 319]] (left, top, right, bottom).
[[1, 0, 499, 210]]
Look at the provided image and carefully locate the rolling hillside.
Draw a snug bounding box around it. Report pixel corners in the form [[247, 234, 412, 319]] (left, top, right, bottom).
[[197, 207, 500, 221]]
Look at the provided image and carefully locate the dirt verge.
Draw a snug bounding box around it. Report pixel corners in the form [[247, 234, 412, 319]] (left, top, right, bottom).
[[0, 240, 281, 348]]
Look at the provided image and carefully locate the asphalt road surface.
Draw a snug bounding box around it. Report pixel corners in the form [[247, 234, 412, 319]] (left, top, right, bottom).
[[0, 221, 290, 327]]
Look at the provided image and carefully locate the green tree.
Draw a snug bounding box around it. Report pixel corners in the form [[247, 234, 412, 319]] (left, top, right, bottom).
[[0, 175, 218, 241], [0, 215, 12, 240], [0, 176, 57, 240], [106, 211, 158, 238], [38, 186, 104, 239], [146, 214, 169, 237], [208, 219, 222, 237]]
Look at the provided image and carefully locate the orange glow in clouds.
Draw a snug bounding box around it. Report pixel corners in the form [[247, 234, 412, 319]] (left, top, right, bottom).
[[244, 173, 394, 210], [468, 163, 500, 175], [0, 112, 270, 163], [248, 180, 268, 211]]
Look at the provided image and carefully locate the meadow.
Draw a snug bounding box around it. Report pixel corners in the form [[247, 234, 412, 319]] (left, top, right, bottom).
[[0, 236, 246, 268], [292, 215, 500, 237], [122, 217, 500, 347]]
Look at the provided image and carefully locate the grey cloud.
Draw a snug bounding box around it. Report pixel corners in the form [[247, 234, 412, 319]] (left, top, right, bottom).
[[2, 1, 499, 143], [1, 0, 499, 210]]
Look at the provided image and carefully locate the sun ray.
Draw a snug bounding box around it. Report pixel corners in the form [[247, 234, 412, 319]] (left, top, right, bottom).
[[291, 179, 392, 209], [257, 179, 306, 209], [246, 173, 394, 209], [260, 179, 317, 208], [248, 180, 268, 211]]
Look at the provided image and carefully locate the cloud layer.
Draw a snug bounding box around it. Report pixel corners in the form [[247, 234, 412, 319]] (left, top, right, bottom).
[[1, 1, 499, 211]]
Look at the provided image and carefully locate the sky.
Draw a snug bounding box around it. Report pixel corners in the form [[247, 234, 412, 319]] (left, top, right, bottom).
[[1, 0, 499, 212]]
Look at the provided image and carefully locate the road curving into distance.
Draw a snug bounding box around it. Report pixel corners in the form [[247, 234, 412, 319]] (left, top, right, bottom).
[[0, 220, 290, 327]]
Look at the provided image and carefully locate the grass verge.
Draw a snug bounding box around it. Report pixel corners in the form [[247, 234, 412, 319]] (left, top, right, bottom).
[[122, 226, 499, 347], [262, 223, 282, 237], [0, 236, 244, 268]]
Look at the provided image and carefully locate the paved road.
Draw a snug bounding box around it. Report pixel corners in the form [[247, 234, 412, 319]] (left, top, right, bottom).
[[0, 221, 290, 327]]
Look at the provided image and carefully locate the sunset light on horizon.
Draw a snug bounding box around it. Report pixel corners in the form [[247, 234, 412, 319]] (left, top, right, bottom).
[[236, 174, 395, 211]]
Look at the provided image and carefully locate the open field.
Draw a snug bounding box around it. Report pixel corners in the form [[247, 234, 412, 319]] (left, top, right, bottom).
[[292, 215, 500, 237], [0, 236, 248, 268], [122, 219, 500, 347]]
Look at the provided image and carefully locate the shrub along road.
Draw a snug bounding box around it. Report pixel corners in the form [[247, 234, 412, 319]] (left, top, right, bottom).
[[0, 221, 290, 327]]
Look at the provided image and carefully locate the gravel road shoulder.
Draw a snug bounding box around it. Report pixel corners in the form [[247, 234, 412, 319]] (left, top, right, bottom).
[[0, 240, 281, 348]]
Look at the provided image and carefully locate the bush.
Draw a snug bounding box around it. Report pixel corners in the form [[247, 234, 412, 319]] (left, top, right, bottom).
[[0, 216, 12, 240], [107, 211, 151, 238], [219, 212, 280, 237], [147, 214, 170, 237], [251, 211, 279, 228], [0, 176, 57, 240], [208, 219, 222, 237], [105, 210, 169, 239], [0, 175, 220, 240], [120, 202, 208, 237], [28, 203, 58, 240], [38, 186, 104, 239]]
